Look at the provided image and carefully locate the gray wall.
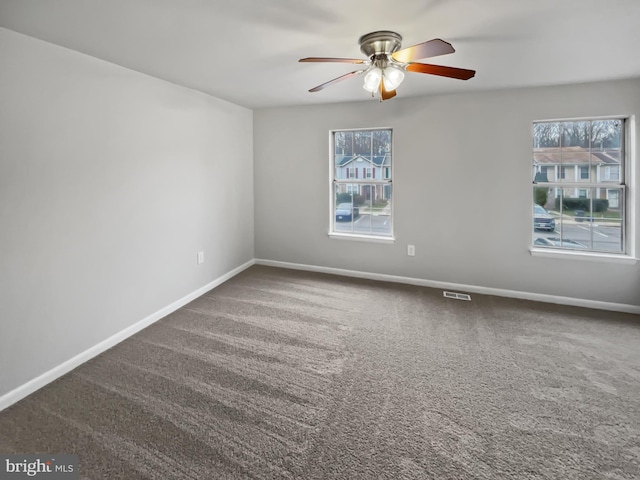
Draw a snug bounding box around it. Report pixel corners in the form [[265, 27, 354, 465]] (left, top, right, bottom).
[[0, 28, 254, 397], [254, 78, 640, 307]]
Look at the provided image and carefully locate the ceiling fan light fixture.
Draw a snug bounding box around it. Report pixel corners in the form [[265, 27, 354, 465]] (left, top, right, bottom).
[[300, 30, 475, 100], [363, 67, 382, 93], [383, 66, 405, 90]]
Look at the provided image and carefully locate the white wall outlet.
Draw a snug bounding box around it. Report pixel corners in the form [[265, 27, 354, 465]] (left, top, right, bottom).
[[407, 245, 416, 256], [197, 251, 204, 264]]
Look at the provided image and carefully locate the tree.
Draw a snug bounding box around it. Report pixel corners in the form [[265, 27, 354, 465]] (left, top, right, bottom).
[[534, 119, 621, 149], [336, 193, 353, 204], [535, 187, 548, 207], [335, 129, 391, 156], [533, 122, 560, 148]]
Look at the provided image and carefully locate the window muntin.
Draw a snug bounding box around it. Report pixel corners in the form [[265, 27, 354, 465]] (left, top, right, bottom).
[[332, 129, 392, 238], [532, 118, 626, 254]]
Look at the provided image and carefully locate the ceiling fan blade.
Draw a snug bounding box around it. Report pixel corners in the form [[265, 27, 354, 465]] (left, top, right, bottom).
[[406, 63, 476, 80], [299, 57, 365, 64], [392, 38, 455, 63], [309, 70, 363, 92], [380, 79, 397, 101]]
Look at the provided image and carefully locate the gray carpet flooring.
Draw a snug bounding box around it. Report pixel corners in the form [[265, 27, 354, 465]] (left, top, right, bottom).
[[1, 265, 639, 479]]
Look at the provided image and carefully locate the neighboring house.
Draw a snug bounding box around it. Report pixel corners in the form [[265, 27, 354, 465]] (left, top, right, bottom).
[[335, 154, 391, 202], [532, 146, 622, 208]]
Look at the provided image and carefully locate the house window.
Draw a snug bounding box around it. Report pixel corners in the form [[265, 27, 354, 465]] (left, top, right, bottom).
[[560, 166, 569, 179], [332, 128, 393, 239], [346, 184, 359, 195], [607, 189, 620, 208], [603, 165, 620, 181], [580, 166, 589, 179], [532, 118, 626, 254]]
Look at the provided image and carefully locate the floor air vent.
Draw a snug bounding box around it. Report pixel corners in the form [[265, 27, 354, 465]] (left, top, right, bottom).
[[443, 291, 471, 301]]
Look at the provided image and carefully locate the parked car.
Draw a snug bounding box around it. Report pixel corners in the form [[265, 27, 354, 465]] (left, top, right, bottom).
[[533, 237, 587, 249], [533, 205, 556, 231], [336, 203, 359, 221], [574, 209, 594, 222]]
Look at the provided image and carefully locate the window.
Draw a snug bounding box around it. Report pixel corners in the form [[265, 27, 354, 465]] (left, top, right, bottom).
[[603, 165, 620, 181], [532, 118, 626, 254], [331, 128, 393, 239], [580, 166, 589, 179]]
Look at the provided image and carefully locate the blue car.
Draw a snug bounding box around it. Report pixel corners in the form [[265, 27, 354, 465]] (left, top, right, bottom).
[[533, 205, 555, 231], [336, 203, 359, 221]]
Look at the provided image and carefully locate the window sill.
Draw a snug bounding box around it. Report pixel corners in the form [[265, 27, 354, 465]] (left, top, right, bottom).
[[328, 232, 396, 244], [530, 247, 638, 265]]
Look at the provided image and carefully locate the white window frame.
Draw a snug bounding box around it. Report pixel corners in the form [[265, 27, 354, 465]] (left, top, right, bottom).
[[329, 128, 394, 243], [531, 116, 636, 263]]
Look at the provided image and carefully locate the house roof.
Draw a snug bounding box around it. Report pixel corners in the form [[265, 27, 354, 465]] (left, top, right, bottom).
[[533, 147, 621, 166], [336, 155, 390, 168]]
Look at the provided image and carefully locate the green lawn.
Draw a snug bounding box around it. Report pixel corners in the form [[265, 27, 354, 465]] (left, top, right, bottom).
[[549, 209, 622, 221]]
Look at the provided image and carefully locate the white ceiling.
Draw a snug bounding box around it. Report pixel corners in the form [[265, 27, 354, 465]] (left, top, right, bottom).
[[1, 0, 639, 109]]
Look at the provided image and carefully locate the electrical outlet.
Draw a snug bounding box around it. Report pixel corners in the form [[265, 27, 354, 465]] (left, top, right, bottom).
[[197, 251, 204, 264], [407, 245, 416, 256]]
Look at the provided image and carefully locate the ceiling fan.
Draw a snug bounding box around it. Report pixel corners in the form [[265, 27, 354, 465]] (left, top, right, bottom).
[[299, 31, 475, 101]]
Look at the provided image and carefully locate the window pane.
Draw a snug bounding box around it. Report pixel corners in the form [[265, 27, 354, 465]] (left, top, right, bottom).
[[353, 184, 391, 236], [534, 187, 623, 253], [372, 186, 392, 236], [533, 192, 557, 237], [591, 119, 622, 150], [335, 156, 354, 179], [354, 131, 372, 155], [334, 183, 359, 233], [561, 121, 590, 148], [533, 122, 559, 182], [373, 130, 391, 154], [533, 122, 560, 148], [598, 151, 622, 185], [335, 131, 353, 156], [356, 185, 372, 234]]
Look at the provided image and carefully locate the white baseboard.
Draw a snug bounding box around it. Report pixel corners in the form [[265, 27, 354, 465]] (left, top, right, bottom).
[[0, 259, 255, 413], [255, 259, 640, 315]]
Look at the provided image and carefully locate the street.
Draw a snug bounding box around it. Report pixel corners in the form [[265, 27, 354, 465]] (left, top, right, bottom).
[[335, 213, 391, 235], [534, 221, 623, 252], [335, 210, 623, 253]]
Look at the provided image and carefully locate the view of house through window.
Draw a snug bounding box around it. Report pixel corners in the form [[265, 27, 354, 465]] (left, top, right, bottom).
[[331, 129, 392, 237], [532, 118, 625, 253]]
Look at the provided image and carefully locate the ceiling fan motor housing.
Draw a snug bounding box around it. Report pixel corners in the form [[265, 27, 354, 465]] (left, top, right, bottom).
[[359, 31, 403, 58]]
